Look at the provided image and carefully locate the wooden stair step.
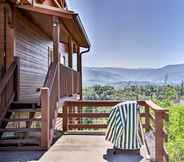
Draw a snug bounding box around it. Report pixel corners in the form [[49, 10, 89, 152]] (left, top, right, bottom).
[[0, 128, 41, 133], [11, 102, 40, 109], [2, 118, 41, 122], [0, 138, 40, 145], [8, 108, 41, 112]]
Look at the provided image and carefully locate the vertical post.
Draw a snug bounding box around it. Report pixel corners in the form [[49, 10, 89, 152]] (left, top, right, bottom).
[[77, 46, 82, 124], [145, 105, 150, 132], [14, 57, 20, 101], [0, 3, 5, 77], [63, 105, 68, 132], [5, 4, 15, 71], [77, 46, 82, 99], [155, 111, 164, 162], [52, 16, 60, 99], [68, 39, 73, 68], [41, 88, 50, 149], [53, 16, 60, 63]]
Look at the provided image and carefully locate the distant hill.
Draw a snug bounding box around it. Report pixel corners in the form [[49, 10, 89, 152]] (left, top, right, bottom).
[[83, 64, 184, 87]]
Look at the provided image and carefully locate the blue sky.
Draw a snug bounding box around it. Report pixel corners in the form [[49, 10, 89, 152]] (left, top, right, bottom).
[[68, 0, 184, 68]]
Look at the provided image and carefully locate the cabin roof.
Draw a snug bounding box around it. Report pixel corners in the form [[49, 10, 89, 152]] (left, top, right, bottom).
[[16, 4, 90, 48]]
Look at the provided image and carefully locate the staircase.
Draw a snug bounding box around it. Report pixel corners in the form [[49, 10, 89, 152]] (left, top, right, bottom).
[[0, 60, 59, 150], [0, 102, 43, 150]]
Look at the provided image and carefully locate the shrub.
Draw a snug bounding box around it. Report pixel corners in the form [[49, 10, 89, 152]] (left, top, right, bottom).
[[167, 105, 184, 162]]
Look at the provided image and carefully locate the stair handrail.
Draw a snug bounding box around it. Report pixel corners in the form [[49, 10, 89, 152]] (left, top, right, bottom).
[[0, 57, 20, 121], [44, 63, 57, 89], [40, 62, 58, 149], [0, 57, 19, 95]]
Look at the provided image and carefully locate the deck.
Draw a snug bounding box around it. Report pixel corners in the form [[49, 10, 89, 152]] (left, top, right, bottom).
[[0, 134, 150, 162], [39, 134, 149, 162]]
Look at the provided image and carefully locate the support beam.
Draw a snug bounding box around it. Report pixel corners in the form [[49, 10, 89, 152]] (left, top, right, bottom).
[[52, 16, 60, 99], [53, 16, 60, 63], [77, 46, 82, 99], [68, 39, 73, 68]]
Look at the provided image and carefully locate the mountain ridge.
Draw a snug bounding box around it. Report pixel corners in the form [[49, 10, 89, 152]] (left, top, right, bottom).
[[83, 63, 184, 86]]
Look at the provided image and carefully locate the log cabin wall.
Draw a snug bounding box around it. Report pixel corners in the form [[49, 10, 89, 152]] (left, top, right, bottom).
[[14, 9, 53, 102]]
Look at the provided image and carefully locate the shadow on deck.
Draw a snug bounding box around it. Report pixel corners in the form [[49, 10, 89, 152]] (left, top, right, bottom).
[[0, 150, 44, 162]]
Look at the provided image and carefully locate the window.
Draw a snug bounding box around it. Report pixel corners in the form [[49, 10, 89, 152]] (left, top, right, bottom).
[[48, 47, 53, 67]]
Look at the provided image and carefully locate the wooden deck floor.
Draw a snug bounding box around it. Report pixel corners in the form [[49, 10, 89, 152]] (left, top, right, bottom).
[[38, 134, 150, 162]]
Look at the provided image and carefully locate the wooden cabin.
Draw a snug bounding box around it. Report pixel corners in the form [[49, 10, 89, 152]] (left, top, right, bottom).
[[0, 1, 169, 162], [0, 0, 89, 148]]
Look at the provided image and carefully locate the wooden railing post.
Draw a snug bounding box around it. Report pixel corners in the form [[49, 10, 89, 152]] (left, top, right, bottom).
[[41, 87, 50, 149], [63, 105, 68, 132], [52, 16, 60, 100], [145, 105, 150, 132], [155, 110, 164, 162]]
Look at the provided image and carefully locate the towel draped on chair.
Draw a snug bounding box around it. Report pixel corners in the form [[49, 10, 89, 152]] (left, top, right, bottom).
[[106, 101, 143, 150]]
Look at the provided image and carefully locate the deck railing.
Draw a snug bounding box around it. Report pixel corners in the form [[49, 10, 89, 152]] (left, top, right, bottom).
[[60, 64, 80, 98], [0, 57, 20, 120], [61, 100, 169, 162], [138, 100, 169, 162], [40, 63, 59, 149]]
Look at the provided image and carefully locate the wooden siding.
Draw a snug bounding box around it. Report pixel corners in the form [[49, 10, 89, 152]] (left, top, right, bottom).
[[15, 9, 53, 102]]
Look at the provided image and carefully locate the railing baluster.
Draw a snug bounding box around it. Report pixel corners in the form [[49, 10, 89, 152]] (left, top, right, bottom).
[[60, 64, 80, 98], [63, 105, 68, 132]]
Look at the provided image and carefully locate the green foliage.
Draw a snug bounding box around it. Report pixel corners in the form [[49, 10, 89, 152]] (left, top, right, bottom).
[[83, 84, 177, 103], [167, 105, 184, 162], [155, 85, 177, 107], [83, 85, 115, 100]]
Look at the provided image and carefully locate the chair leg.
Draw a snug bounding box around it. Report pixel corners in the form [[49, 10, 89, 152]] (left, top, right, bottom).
[[113, 150, 116, 155]]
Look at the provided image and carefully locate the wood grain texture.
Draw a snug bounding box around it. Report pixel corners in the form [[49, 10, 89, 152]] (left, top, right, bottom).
[[15, 9, 53, 102]]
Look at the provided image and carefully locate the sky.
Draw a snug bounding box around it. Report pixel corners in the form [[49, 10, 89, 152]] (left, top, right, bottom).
[[68, 0, 184, 68]]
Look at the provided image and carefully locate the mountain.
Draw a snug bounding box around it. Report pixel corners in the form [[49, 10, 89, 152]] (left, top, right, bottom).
[[83, 64, 184, 87]]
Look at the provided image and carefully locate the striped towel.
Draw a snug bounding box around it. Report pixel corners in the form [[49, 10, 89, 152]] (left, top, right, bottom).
[[106, 101, 143, 150]]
